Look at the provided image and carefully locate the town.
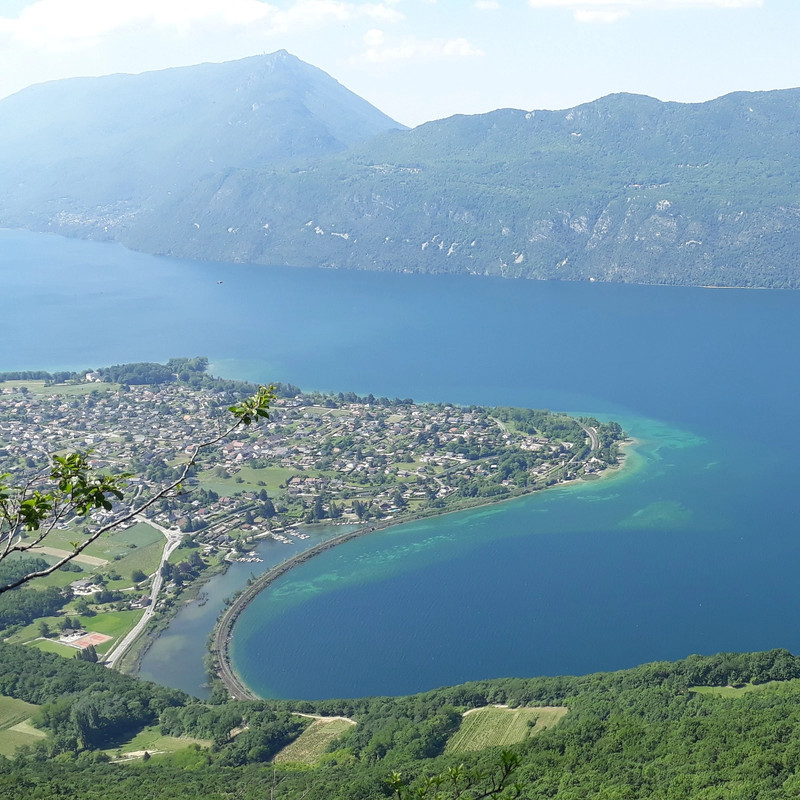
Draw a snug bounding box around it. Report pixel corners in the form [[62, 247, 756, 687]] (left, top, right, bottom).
[[0, 365, 627, 668]]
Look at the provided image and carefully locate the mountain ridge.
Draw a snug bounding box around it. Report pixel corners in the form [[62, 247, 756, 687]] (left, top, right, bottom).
[[1, 53, 799, 288]]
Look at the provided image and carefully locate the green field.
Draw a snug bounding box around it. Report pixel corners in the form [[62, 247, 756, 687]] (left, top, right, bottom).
[[105, 725, 211, 759], [272, 717, 354, 765], [74, 610, 143, 653], [26, 520, 162, 564], [198, 464, 298, 496], [0, 380, 121, 397], [0, 695, 45, 757], [11, 610, 143, 656], [445, 706, 568, 754], [28, 639, 79, 658]]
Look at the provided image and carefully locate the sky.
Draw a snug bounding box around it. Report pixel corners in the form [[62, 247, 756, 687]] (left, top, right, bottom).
[[0, 0, 798, 127]]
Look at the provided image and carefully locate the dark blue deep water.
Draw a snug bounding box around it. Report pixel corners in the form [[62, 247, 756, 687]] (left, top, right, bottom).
[[3, 228, 799, 699]]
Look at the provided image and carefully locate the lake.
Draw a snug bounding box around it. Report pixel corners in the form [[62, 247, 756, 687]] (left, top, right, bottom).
[[3, 228, 800, 699]]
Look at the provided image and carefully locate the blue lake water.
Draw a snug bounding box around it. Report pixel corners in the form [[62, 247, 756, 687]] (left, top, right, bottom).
[[2, 228, 800, 699]]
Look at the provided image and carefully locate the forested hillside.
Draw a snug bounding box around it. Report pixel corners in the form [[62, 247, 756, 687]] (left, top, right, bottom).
[[0, 51, 403, 235], [125, 88, 800, 288], [4, 642, 800, 798], [2, 52, 799, 288]]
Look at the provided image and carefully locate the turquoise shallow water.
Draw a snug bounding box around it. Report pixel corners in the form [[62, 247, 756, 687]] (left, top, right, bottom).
[[2, 229, 799, 698]]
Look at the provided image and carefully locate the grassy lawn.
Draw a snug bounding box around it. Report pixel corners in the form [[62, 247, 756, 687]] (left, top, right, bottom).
[[199, 465, 298, 496], [27, 521, 162, 564], [104, 539, 164, 591], [273, 718, 354, 765], [74, 610, 143, 652], [5, 559, 89, 591], [28, 639, 78, 658], [0, 695, 45, 757], [5, 614, 63, 646], [446, 706, 568, 754], [0, 380, 120, 397], [11, 609, 143, 656], [0, 695, 39, 729], [104, 725, 211, 757]]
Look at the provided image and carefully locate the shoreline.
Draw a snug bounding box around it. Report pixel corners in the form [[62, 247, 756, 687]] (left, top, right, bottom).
[[210, 438, 638, 701]]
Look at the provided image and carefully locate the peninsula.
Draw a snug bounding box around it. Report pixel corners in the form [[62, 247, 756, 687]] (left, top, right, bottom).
[[0, 359, 627, 685]]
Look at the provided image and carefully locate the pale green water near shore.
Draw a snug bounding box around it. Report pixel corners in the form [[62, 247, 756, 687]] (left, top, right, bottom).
[[2, 229, 799, 700], [232, 415, 731, 699]]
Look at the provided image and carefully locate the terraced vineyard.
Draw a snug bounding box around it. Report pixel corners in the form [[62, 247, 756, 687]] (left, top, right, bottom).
[[446, 706, 568, 754]]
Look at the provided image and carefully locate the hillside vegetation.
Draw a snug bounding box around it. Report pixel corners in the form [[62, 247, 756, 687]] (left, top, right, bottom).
[[128, 89, 800, 289], [4, 643, 800, 797], [1, 52, 799, 288]]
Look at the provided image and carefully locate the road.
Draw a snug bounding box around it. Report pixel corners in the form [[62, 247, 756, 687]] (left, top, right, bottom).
[[581, 424, 600, 452], [104, 517, 184, 669]]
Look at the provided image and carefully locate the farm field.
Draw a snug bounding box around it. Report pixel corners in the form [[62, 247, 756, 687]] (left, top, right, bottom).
[[0, 380, 120, 397], [272, 717, 355, 765], [0, 695, 45, 757], [445, 706, 568, 754]]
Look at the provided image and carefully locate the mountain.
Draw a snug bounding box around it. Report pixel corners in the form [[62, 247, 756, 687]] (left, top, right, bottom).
[[2, 54, 800, 288], [120, 88, 800, 288], [0, 51, 404, 233]]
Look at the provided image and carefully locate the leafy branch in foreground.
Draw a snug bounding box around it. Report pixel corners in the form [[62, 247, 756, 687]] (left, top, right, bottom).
[[388, 750, 524, 800], [0, 384, 276, 593]]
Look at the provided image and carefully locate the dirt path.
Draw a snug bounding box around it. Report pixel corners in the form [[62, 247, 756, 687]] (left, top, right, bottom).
[[29, 545, 108, 567]]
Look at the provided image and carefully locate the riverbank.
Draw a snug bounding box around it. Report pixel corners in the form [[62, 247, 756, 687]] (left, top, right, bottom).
[[210, 438, 636, 700]]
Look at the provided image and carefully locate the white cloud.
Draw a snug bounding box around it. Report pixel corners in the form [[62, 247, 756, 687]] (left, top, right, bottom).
[[528, 0, 762, 6], [574, 7, 629, 21], [360, 30, 484, 62], [527, 0, 764, 22], [0, 0, 403, 49]]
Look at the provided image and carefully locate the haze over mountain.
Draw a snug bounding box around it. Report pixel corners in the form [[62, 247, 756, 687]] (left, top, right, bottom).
[[0, 51, 404, 230], [2, 52, 799, 288]]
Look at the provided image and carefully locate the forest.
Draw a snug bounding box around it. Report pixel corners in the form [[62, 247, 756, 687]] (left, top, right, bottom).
[[4, 642, 800, 798]]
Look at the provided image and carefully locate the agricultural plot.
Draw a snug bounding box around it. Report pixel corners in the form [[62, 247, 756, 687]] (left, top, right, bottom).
[[0, 380, 119, 397], [272, 717, 355, 765], [445, 706, 568, 754], [0, 695, 45, 757]]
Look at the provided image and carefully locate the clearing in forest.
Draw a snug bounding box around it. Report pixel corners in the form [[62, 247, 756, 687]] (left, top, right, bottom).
[[446, 705, 568, 754], [273, 717, 355, 764], [104, 725, 212, 760], [0, 695, 46, 757]]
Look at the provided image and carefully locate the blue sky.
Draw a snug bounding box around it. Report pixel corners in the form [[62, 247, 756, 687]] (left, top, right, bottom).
[[0, 0, 798, 126]]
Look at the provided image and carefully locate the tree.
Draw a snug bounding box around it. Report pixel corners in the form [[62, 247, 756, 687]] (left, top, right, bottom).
[[388, 750, 524, 800], [0, 385, 275, 593], [75, 644, 98, 663]]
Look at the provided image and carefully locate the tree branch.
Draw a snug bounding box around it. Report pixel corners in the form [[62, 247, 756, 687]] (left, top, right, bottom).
[[0, 385, 275, 594]]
